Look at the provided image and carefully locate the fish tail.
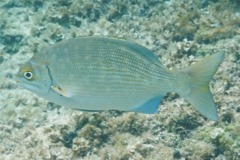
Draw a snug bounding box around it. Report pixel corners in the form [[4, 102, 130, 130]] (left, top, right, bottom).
[[179, 52, 224, 121]]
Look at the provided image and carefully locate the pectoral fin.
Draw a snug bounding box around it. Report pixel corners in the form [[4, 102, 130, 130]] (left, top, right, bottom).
[[51, 85, 72, 97]]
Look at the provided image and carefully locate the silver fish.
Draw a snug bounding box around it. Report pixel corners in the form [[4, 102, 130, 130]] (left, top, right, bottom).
[[16, 37, 224, 121]]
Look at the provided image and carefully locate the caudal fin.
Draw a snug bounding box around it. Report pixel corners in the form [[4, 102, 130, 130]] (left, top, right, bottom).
[[181, 52, 224, 121]]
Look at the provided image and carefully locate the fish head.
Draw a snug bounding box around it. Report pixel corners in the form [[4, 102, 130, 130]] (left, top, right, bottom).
[[16, 59, 52, 96]]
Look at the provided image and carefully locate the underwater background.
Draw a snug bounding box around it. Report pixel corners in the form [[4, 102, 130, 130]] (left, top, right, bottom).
[[0, 0, 240, 159]]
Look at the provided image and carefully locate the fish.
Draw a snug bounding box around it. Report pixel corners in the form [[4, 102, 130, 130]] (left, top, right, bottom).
[[16, 36, 224, 121]]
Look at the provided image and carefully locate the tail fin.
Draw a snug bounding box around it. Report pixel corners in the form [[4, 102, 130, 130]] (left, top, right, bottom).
[[180, 52, 224, 121]]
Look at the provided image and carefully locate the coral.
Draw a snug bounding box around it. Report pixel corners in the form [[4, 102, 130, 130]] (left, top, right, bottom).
[[182, 139, 215, 159], [166, 113, 203, 139], [213, 125, 240, 159], [176, 38, 199, 55], [0, 34, 24, 54], [194, 1, 240, 43]]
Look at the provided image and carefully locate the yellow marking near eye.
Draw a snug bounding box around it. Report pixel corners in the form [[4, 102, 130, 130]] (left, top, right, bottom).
[[21, 67, 32, 73]]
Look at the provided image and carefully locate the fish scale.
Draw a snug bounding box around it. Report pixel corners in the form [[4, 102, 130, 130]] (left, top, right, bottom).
[[17, 36, 224, 120], [50, 41, 167, 94]]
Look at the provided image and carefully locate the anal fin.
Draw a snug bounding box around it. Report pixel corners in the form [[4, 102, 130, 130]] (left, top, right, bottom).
[[129, 96, 164, 114]]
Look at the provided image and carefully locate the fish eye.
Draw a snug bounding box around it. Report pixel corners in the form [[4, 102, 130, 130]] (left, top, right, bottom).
[[24, 71, 33, 80]]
